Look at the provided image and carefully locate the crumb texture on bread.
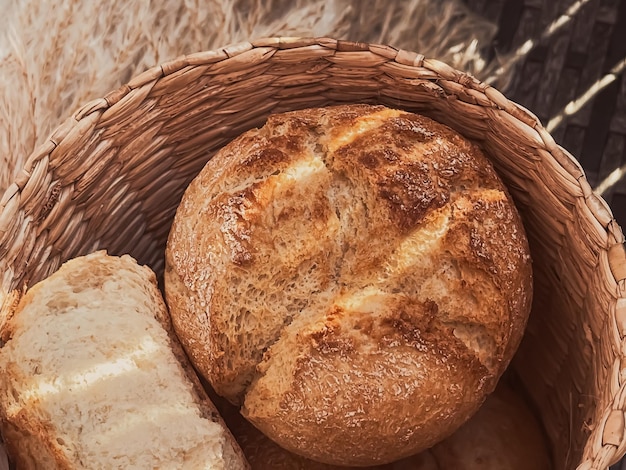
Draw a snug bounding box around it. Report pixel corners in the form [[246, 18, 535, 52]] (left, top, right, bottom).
[[165, 104, 533, 466], [0, 251, 248, 470]]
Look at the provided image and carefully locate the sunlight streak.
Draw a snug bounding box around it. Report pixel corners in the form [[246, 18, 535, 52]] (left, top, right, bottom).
[[547, 57, 626, 133], [595, 163, 626, 196], [485, 0, 590, 85]]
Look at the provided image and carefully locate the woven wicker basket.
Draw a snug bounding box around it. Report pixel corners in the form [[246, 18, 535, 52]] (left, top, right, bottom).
[[0, 37, 625, 470]]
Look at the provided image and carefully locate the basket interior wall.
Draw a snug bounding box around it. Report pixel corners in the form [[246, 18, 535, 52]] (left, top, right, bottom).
[[0, 41, 621, 469]]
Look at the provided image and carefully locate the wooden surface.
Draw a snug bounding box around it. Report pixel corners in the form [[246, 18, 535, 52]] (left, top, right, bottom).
[[465, 0, 626, 227]]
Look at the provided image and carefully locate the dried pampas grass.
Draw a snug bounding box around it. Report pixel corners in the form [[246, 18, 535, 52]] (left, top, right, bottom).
[[0, 0, 504, 194]]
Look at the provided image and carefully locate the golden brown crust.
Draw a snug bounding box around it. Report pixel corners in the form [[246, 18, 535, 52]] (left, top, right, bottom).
[[0, 404, 74, 470], [219, 380, 551, 470], [0, 290, 22, 343], [216, 397, 370, 470], [242, 294, 489, 465], [165, 104, 533, 466]]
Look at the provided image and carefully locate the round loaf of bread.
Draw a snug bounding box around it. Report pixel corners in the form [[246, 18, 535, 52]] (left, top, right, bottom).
[[164, 104, 533, 466], [426, 381, 552, 470], [219, 380, 551, 470]]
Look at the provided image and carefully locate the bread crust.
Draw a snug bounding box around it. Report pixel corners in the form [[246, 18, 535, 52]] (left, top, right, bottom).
[[165, 104, 533, 465], [428, 381, 552, 469], [0, 251, 249, 469], [219, 381, 551, 470]]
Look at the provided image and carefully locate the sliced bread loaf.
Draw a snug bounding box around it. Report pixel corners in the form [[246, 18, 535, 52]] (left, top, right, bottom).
[[0, 251, 248, 470]]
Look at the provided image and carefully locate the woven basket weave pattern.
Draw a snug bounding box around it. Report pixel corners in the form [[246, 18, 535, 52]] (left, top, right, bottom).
[[0, 37, 625, 469]]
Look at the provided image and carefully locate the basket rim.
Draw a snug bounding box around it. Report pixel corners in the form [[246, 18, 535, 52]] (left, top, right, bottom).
[[1, 36, 626, 469], [3, 36, 624, 249]]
